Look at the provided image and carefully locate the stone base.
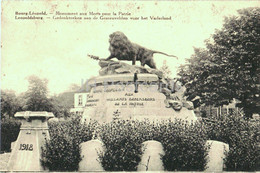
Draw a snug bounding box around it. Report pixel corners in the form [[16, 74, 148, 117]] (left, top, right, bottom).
[[82, 74, 197, 123], [7, 112, 53, 171]]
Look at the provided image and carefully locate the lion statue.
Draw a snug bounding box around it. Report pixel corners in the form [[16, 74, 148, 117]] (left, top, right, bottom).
[[104, 31, 178, 69]]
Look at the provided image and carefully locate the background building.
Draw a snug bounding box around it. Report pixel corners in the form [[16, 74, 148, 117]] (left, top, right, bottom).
[[70, 91, 89, 116]]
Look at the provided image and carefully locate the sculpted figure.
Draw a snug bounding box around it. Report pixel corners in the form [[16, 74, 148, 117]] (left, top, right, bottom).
[[105, 31, 178, 69]]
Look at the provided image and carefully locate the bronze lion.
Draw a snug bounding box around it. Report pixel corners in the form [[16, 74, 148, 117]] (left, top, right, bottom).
[[105, 31, 178, 69]]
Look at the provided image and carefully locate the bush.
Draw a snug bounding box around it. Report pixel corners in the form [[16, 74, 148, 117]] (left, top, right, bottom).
[[44, 116, 260, 171], [1, 118, 21, 152], [98, 120, 143, 171], [98, 119, 208, 171], [41, 116, 96, 171], [159, 120, 208, 171], [204, 114, 260, 171]]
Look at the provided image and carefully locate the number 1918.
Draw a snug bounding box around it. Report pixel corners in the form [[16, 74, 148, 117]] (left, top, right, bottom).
[[19, 144, 33, 151]]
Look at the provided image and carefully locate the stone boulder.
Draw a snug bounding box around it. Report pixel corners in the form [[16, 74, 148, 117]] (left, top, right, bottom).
[[98, 60, 163, 77]]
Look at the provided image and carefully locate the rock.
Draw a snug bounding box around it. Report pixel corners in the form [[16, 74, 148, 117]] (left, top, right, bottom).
[[137, 140, 164, 171], [183, 101, 194, 110], [98, 60, 164, 77], [161, 88, 171, 97], [205, 140, 229, 172], [115, 67, 132, 74], [148, 69, 164, 78], [99, 67, 109, 76], [79, 140, 105, 171], [169, 93, 180, 100], [168, 100, 183, 111], [99, 60, 114, 68]]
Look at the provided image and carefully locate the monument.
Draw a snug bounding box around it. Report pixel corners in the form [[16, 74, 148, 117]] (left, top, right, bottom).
[[7, 111, 54, 171], [81, 32, 197, 123], [82, 55, 197, 123], [79, 32, 227, 172]]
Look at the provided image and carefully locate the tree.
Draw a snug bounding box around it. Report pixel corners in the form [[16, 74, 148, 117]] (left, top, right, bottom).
[[160, 60, 172, 79], [1, 90, 22, 119], [23, 75, 53, 112], [51, 92, 75, 118], [50, 83, 80, 118], [178, 7, 260, 118], [68, 83, 81, 92]]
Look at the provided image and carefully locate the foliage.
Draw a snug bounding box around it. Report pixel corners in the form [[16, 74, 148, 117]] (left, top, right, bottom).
[[41, 118, 208, 171], [50, 83, 80, 118], [159, 120, 208, 171], [178, 7, 260, 117], [41, 116, 96, 171], [1, 90, 23, 119], [98, 119, 208, 171], [1, 76, 79, 119], [50, 92, 75, 118], [203, 114, 260, 171], [160, 60, 172, 79], [23, 75, 54, 112], [41, 115, 259, 171], [98, 120, 143, 171], [0, 119, 21, 152]]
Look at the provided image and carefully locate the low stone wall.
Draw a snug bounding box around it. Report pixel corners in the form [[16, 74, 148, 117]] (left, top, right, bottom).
[[79, 139, 229, 171]]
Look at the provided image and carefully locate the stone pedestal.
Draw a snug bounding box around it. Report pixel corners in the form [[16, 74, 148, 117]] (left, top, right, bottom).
[[82, 74, 197, 123], [137, 140, 165, 171], [205, 140, 229, 171], [78, 139, 105, 171], [7, 111, 54, 171]]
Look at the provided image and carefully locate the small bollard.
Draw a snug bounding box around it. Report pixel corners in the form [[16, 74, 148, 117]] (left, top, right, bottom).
[[205, 140, 229, 171], [7, 111, 54, 171], [137, 140, 165, 171], [79, 139, 105, 171]]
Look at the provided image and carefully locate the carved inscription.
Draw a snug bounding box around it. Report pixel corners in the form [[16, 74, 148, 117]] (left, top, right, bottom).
[[86, 103, 97, 107], [106, 94, 155, 107], [107, 98, 127, 101], [19, 144, 33, 151], [86, 98, 99, 107], [128, 98, 155, 101], [105, 88, 123, 92], [87, 88, 157, 108], [87, 99, 99, 102]]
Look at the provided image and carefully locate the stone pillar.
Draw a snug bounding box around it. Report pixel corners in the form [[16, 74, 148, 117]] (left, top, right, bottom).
[[205, 140, 229, 171], [7, 111, 54, 171], [137, 140, 165, 171], [79, 139, 105, 171]]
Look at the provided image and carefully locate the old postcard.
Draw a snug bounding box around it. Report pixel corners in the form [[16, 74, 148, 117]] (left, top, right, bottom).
[[1, 0, 259, 172]]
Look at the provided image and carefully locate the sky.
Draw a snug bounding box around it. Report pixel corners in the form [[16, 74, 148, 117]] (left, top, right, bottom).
[[1, 1, 259, 95]]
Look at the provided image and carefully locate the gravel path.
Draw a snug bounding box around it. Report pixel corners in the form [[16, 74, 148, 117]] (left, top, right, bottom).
[[0, 153, 11, 171]]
